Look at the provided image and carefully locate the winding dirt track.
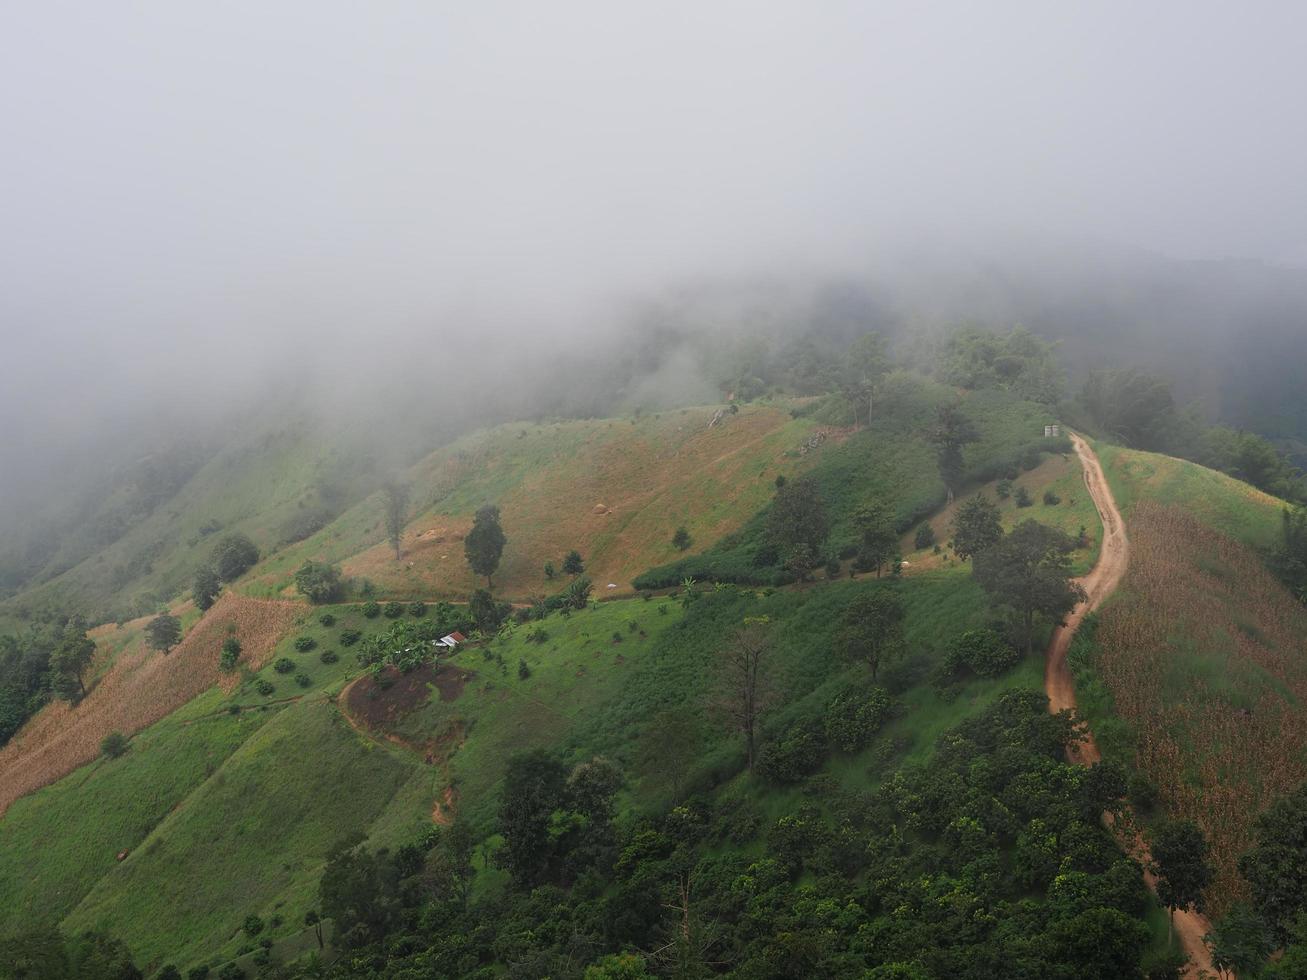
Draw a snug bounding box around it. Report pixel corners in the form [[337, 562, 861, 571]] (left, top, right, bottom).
[[1050, 433, 1214, 977]]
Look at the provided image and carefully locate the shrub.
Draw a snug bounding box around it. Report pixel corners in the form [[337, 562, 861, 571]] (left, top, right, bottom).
[[294, 561, 344, 604], [996, 478, 1013, 500], [543, 560, 556, 580], [526, 628, 549, 645], [1043, 489, 1061, 505], [101, 731, 129, 759], [383, 601, 404, 619], [217, 964, 244, 980], [256, 680, 275, 696], [318, 613, 336, 627], [824, 558, 842, 579], [293, 635, 316, 652], [756, 724, 826, 783], [562, 550, 585, 575], [188, 967, 211, 980], [672, 527, 692, 551], [824, 686, 892, 752], [211, 533, 260, 582], [319, 649, 339, 664], [945, 628, 1020, 678], [408, 601, 427, 618], [220, 636, 242, 672], [361, 601, 381, 619], [295, 672, 311, 688], [339, 628, 362, 646], [518, 659, 531, 680], [914, 524, 936, 550], [243, 914, 264, 936], [1014, 486, 1034, 507], [273, 657, 296, 674]]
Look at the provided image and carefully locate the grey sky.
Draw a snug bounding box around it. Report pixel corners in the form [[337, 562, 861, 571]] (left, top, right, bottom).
[[2, 1, 1306, 474]]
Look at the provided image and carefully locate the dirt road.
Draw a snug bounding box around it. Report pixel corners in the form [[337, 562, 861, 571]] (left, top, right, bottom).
[[1049, 433, 1215, 976]]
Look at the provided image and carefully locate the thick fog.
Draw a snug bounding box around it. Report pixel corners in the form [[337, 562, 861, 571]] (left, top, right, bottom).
[[3, 1, 1307, 506]]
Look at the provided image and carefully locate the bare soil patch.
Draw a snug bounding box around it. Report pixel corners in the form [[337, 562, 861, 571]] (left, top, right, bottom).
[[343, 662, 470, 732]]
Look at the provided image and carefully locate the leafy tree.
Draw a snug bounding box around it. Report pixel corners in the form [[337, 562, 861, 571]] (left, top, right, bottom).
[[496, 749, 568, 886], [219, 637, 241, 672], [944, 628, 1019, 678], [1079, 367, 1176, 448], [637, 705, 703, 801], [101, 731, 129, 758], [319, 839, 404, 949], [1240, 780, 1307, 943], [972, 520, 1086, 655], [836, 590, 905, 679], [470, 588, 506, 632], [1205, 902, 1273, 980], [951, 499, 998, 559], [49, 617, 96, 700], [544, 560, 556, 580], [941, 326, 1064, 405], [824, 683, 891, 752], [929, 403, 979, 504], [583, 952, 656, 980], [464, 504, 507, 588], [1014, 485, 1034, 508], [562, 576, 593, 610], [210, 533, 260, 582], [852, 499, 896, 577], [1151, 818, 1213, 932], [913, 523, 936, 550], [304, 909, 324, 950], [765, 477, 828, 580], [712, 618, 774, 769], [840, 331, 890, 427], [145, 614, 182, 655], [381, 481, 409, 561], [192, 564, 222, 611], [563, 550, 585, 575], [294, 561, 344, 604], [672, 527, 692, 551]]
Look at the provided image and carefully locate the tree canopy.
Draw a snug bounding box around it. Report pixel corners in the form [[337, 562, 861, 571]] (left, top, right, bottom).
[[972, 521, 1086, 654], [464, 504, 507, 588]]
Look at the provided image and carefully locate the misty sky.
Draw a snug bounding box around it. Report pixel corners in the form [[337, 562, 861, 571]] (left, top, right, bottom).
[[3, 1, 1307, 476]]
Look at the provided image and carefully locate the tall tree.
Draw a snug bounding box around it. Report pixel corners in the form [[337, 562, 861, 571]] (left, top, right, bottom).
[[765, 477, 829, 581], [971, 521, 1086, 655], [144, 614, 182, 655], [841, 331, 890, 427], [209, 532, 260, 582], [49, 617, 96, 700], [852, 499, 897, 577], [638, 705, 704, 802], [836, 590, 905, 679], [952, 494, 1004, 560], [929, 403, 979, 504], [1204, 903, 1273, 980], [562, 550, 585, 576], [1239, 780, 1307, 943], [496, 749, 567, 886], [1151, 818, 1213, 935], [712, 618, 774, 770], [464, 504, 507, 588], [192, 564, 221, 611], [382, 482, 410, 561]]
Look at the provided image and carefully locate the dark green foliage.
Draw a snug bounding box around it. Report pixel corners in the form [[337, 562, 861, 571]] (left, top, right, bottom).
[[49, 617, 96, 700], [951, 494, 1003, 561], [319, 649, 338, 664], [560, 576, 593, 611], [1240, 780, 1307, 942], [408, 600, 426, 617], [294, 561, 344, 604], [517, 659, 531, 680], [1150, 818, 1213, 920], [318, 839, 405, 949], [219, 637, 241, 672], [361, 600, 381, 619], [944, 628, 1019, 679], [563, 549, 585, 575], [255, 679, 274, 696], [836, 588, 905, 679], [495, 749, 568, 886], [242, 914, 263, 936], [913, 523, 935, 550], [1079, 367, 1176, 449], [766, 477, 829, 580], [756, 723, 825, 783], [1204, 903, 1274, 979], [930, 402, 980, 502], [464, 504, 507, 587], [157, 966, 182, 980], [192, 564, 221, 611], [972, 520, 1086, 655], [293, 635, 316, 652], [339, 628, 362, 646], [210, 533, 260, 582], [852, 498, 897, 576], [318, 613, 336, 627], [940, 326, 1064, 405], [1014, 485, 1034, 507], [145, 614, 182, 654], [996, 478, 1013, 499], [672, 526, 692, 551], [0, 929, 143, 980], [470, 588, 508, 632], [188, 966, 211, 980], [1043, 489, 1061, 506], [101, 731, 129, 758], [216, 964, 242, 980], [294, 672, 311, 688], [382, 600, 404, 619], [272, 657, 295, 674], [824, 683, 892, 752], [543, 560, 556, 579]]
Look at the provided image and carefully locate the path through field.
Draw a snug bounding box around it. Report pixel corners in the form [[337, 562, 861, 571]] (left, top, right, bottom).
[[1048, 433, 1215, 977]]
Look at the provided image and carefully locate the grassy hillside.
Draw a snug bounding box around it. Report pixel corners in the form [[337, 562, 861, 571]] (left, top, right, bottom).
[[636, 385, 1065, 588], [1095, 441, 1285, 550], [244, 403, 820, 601]]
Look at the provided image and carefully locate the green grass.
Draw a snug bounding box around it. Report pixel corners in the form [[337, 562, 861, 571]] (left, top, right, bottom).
[[63, 701, 419, 972], [1095, 441, 1285, 549]]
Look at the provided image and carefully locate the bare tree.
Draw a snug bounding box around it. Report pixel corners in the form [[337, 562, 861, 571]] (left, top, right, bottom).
[[712, 617, 774, 770]]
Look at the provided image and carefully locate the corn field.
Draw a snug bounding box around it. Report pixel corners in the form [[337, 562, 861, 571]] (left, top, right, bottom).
[[0, 593, 299, 816], [1093, 501, 1307, 912]]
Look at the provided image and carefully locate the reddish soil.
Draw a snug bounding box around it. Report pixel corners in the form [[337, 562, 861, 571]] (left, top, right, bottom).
[[342, 661, 469, 732], [1048, 434, 1214, 977]]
